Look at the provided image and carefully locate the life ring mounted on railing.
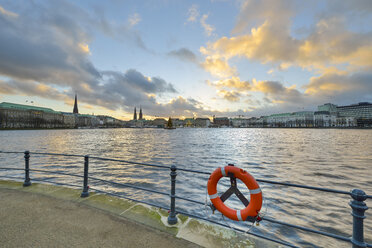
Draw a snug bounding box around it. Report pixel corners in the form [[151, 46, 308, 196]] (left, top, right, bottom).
[[207, 164, 263, 222]]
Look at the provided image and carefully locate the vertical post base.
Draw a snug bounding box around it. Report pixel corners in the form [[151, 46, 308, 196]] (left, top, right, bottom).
[[349, 189, 368, 248], [167, 214, 178, 225], [23, 181, 31, 187], [80, 191, 89, 198]]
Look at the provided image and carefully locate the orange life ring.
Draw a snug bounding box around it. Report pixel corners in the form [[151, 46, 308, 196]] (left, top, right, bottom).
[[207, 166, 262, 221]]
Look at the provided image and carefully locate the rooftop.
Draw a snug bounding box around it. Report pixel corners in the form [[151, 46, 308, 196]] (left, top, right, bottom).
[[0, 102, 61, 114]]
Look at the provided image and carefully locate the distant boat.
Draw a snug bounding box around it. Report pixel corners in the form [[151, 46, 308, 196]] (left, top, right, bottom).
[[164, 117, 176, 129]]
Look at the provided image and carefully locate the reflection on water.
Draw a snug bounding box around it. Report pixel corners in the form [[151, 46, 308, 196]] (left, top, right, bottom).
[[1, 128, 371, 247]]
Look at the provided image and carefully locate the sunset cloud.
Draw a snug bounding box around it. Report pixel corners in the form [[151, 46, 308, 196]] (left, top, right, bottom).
[[217, 90, 241, 102], [200, 14, 215, 37], [207, 77, 250, 90], [201, 57, 236, 78], [201, 1, 372, 75]]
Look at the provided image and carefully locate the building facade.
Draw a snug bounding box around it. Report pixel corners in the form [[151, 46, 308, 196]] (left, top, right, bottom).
[[0, 102, 65, 129]]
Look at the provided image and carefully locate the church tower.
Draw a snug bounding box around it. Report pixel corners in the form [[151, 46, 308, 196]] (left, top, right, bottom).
[[139, 106, 143, 120], [73, 94, 79, 114], [133, 107, 137, 120]]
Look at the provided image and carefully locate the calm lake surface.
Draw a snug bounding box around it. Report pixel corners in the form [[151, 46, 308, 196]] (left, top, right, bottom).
[[0, 128, 371, 247]]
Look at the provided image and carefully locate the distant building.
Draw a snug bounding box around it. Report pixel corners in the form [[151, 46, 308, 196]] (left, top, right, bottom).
[[213, 117, 229, 127], [314, 111, 336, 127], [133, 107, 137, 120], [267, 111, 314, 127], [195, 118, 211, 127], [184, 118, 195, 127], [139, 107, 143, 120], [0, 102, 65, 129], [153, 118, 166, 128], [231, 118, 248, 127], [337, 102, 372, 127], [73, 94, 79, 114], [317, 103, 337, 114]]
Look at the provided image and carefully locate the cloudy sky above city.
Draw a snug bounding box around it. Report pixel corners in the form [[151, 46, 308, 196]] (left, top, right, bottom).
[[0, 0, 371, 119]]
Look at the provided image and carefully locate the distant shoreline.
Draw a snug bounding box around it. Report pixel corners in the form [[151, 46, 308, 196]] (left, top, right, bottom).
[[1, 126, 371, 131]]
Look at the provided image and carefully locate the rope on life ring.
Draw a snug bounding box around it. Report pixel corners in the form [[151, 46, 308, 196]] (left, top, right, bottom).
[[207, 165, 263, 222]]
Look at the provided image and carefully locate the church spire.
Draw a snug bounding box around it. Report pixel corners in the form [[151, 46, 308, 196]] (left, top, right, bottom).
[[133, 107, 137, 120], [139, 106, 143, 120], [73, 93, 79, 114]]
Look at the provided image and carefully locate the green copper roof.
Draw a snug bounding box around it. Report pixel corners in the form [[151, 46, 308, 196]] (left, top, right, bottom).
[[0, 102, 61, 114]]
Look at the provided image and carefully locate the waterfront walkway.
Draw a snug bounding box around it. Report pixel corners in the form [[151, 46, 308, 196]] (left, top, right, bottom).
[[0, 187, 199, 248]]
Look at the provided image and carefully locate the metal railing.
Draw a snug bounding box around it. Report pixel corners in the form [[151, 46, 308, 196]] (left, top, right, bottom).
[[0, 150, 370, 248]]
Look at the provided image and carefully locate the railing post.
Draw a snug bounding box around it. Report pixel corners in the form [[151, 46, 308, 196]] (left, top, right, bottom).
[[349, 189, 368, 248], [168, 165, 177, 225], [81, 155, 89, 197], [23, 151, 31, 187]]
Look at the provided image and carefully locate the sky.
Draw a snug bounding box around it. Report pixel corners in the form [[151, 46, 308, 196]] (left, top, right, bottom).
[[0, 0, 371, 120]]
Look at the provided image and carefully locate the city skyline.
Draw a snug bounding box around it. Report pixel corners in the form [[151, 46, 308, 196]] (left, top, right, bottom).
[[0, 1, 371, 120]]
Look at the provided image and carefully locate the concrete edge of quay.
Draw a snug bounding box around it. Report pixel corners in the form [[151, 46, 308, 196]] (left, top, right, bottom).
[[0, 179, 282, 248]]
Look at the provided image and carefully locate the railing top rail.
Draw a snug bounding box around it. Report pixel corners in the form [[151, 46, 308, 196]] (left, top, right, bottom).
[[1, 150, 371, 199], [88, 156, 170, 169]]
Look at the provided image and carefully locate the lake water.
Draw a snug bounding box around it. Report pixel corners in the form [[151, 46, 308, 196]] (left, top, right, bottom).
[[0, 128, 371, 247]]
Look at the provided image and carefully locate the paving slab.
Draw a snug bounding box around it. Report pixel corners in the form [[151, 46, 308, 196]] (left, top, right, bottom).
[[0, 188, 199, 248]]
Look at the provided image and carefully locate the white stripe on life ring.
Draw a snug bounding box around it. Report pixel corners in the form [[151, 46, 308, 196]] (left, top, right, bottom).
[[209, 193, 219, 199], [221, 167, 226, 177], [237, 210, 243, 221], [250, 188, 261, 194]]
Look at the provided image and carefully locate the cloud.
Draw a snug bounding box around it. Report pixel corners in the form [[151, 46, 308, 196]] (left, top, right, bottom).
[[0, 79, 70, 102], [0, 5, 18, 18], [201, 0, 372, 75], [187, 4, 199, 23], [232, 0, 294, 34], [0, 1, 181, 116], [200, 14, 215, 37], [207, 77, 251, 90], [217, 90, 241, 102], [168, 48, 197, 63], [201, 57, 236, 78], [128, 13, 141, 27], [305, 72, 372, 102], [208, 76, 303, 104]]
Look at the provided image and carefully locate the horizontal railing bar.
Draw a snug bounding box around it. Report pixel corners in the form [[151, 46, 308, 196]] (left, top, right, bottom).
[[0, 151, 24, 154], [177, 168, 210, 175], [0, 175, 23, 180], [173, 167, 372, 198], [0, 167, 25, 171], [1, 151, 371, 197], [88, 176, 169, 196], [89, 156, 170, 169], [90, 188, 169, 210], [174, 195, 205, 205], [256, 179, 351, 195], [175, 210, 299, 248], [31, 152, 85, 158], [30, 169, 85, 179], [31, 178, 81, 189], [262, 217, 351, 242]]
